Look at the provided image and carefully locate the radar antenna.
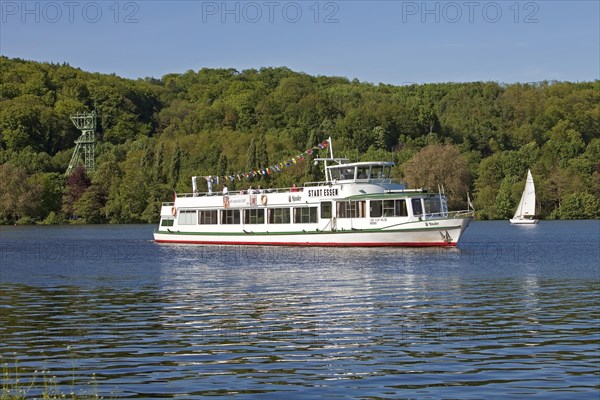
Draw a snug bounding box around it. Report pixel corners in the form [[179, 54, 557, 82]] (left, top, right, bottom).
[[66, 111, 97, 175]]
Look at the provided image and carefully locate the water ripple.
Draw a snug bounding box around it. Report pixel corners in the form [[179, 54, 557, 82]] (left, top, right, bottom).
[[1, 222, 599, 398]]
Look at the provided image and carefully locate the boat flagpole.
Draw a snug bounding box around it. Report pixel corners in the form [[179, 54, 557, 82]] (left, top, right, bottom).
[[328, 137, 334, 160]]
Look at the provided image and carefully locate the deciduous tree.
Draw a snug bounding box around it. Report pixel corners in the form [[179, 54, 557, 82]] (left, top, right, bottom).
[[402, 144, 471, 209]]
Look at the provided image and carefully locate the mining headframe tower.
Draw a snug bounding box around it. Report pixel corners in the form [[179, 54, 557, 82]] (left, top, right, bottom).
[[66, 111, 97, 175]]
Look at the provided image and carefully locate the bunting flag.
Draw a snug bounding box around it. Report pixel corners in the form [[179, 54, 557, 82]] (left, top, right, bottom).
[[203, 139, 329, 184]]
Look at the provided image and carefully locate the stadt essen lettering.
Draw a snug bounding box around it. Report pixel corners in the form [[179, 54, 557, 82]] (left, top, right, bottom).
[[307, 188, 339, 197]]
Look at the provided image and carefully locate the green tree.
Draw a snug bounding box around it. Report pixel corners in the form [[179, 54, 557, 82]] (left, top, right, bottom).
[[0, 163, 40, 222], [0, 97, 48, 152], [73, 185, 107, 223], [543, 167, 586, 216], [539, 120, 585, 170], [256, 133, 269, 168], [154, 141, 166, 183], [216, 153, 229, 176], [402, 144, 471, 209], [169, 145, 183, 187], [62, 165, 90, 218], [495, 177, 516, 219], [29, 172, 64, 220], [246, 137, 257, 172], [560, 193, 600, 219]]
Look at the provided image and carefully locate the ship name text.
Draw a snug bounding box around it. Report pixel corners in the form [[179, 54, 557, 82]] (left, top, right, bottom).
[[307, 188, 339, 197]]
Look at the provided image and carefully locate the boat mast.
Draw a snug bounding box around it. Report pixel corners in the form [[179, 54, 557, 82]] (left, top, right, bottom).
[[323, 137, 333, 182], [314, 137, 347, 183]]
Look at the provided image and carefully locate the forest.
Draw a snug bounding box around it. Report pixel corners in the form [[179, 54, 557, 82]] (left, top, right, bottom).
[[0, 56, 598, 224]]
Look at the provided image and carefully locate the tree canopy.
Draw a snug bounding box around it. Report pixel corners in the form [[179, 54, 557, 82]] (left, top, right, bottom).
[[0, 56, 598, 224]]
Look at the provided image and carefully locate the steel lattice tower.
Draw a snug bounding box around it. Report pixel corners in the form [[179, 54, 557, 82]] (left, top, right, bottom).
[[66, 111, 97, 175]]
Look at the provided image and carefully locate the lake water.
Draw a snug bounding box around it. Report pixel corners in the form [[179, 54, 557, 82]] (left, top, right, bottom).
[[1, 221, 599, 398]]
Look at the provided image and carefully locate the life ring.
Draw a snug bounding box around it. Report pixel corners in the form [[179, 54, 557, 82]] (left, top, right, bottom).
[[171, 206, 177, 216], [261, 194, 268, 206]]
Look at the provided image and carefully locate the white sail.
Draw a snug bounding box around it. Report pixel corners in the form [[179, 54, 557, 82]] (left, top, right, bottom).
[[512, 169, 536, 220]]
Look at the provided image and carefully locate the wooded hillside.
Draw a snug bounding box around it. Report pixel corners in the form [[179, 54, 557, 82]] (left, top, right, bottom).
[[1, 56, 598, 223]]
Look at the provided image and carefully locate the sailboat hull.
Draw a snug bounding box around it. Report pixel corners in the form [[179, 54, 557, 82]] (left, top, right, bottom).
[[510, 218, 538, 224]]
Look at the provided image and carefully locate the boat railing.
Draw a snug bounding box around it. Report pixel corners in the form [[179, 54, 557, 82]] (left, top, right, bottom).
[[165, 177, 404, 203], [453, 210, 476, 218], [411, 210, 474, 221], [162, 186, 303, 205], [304, 178, 399, 187]]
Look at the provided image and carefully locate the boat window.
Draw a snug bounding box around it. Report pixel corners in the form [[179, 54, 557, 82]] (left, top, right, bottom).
[[395, 199, 408, 217], [294, 207, 317, 223], [339, 168, 354, 180], [370, 200, 383, 217], [244, 209, 265, 224], [321, 201, 332, 219], [371, 166, 384, 179], [357, 167, 369, 179], [383, 200, 395, 217], [411, 198, 423, 216], [369, 200, 407, 218], [329, 168, 341, 180], [198, 210, 218, 225], [383, 166, 391, 178], [268, 208, 291, 224], [221, 209, 240, 224], [424, 196, 442, 215], [381, 199, 408, 217], [178, 210, 196, 225], [337, 201, 366, 218], [160, 218, 174, 227]]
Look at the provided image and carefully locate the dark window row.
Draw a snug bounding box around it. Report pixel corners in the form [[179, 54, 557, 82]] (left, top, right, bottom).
[[172, 199, 420, 226]]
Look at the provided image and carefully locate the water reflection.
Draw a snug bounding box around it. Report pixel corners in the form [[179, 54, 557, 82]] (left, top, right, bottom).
[[1, 222, 599, 398]]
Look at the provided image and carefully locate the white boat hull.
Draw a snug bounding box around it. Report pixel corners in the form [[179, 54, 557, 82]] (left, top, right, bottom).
[[510, 218, 538, 225], [154, 218, 472, 247]]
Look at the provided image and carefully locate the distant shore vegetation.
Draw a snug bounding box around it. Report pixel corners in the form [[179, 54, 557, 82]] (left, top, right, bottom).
[[0, 56, 598, 224]]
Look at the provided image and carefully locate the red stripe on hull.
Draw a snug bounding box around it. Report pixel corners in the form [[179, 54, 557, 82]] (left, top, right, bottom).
[[155, 239, 457, 247]]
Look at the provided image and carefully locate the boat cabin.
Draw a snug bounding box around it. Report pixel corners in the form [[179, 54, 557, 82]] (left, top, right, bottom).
[[327, 162, 393, 183]]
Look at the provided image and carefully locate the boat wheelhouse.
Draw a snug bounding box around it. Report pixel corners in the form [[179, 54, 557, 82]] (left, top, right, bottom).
[[154, 148, 473, 247]]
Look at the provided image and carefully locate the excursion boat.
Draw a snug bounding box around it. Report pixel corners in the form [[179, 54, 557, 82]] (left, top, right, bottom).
[[154, 143, 473, 247]]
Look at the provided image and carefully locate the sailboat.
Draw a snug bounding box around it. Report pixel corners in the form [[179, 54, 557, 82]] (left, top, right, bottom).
[[510, 169, 538, 224]]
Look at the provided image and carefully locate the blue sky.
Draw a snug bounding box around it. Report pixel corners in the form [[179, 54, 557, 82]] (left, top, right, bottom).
[[1, 0, 598, 84]]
